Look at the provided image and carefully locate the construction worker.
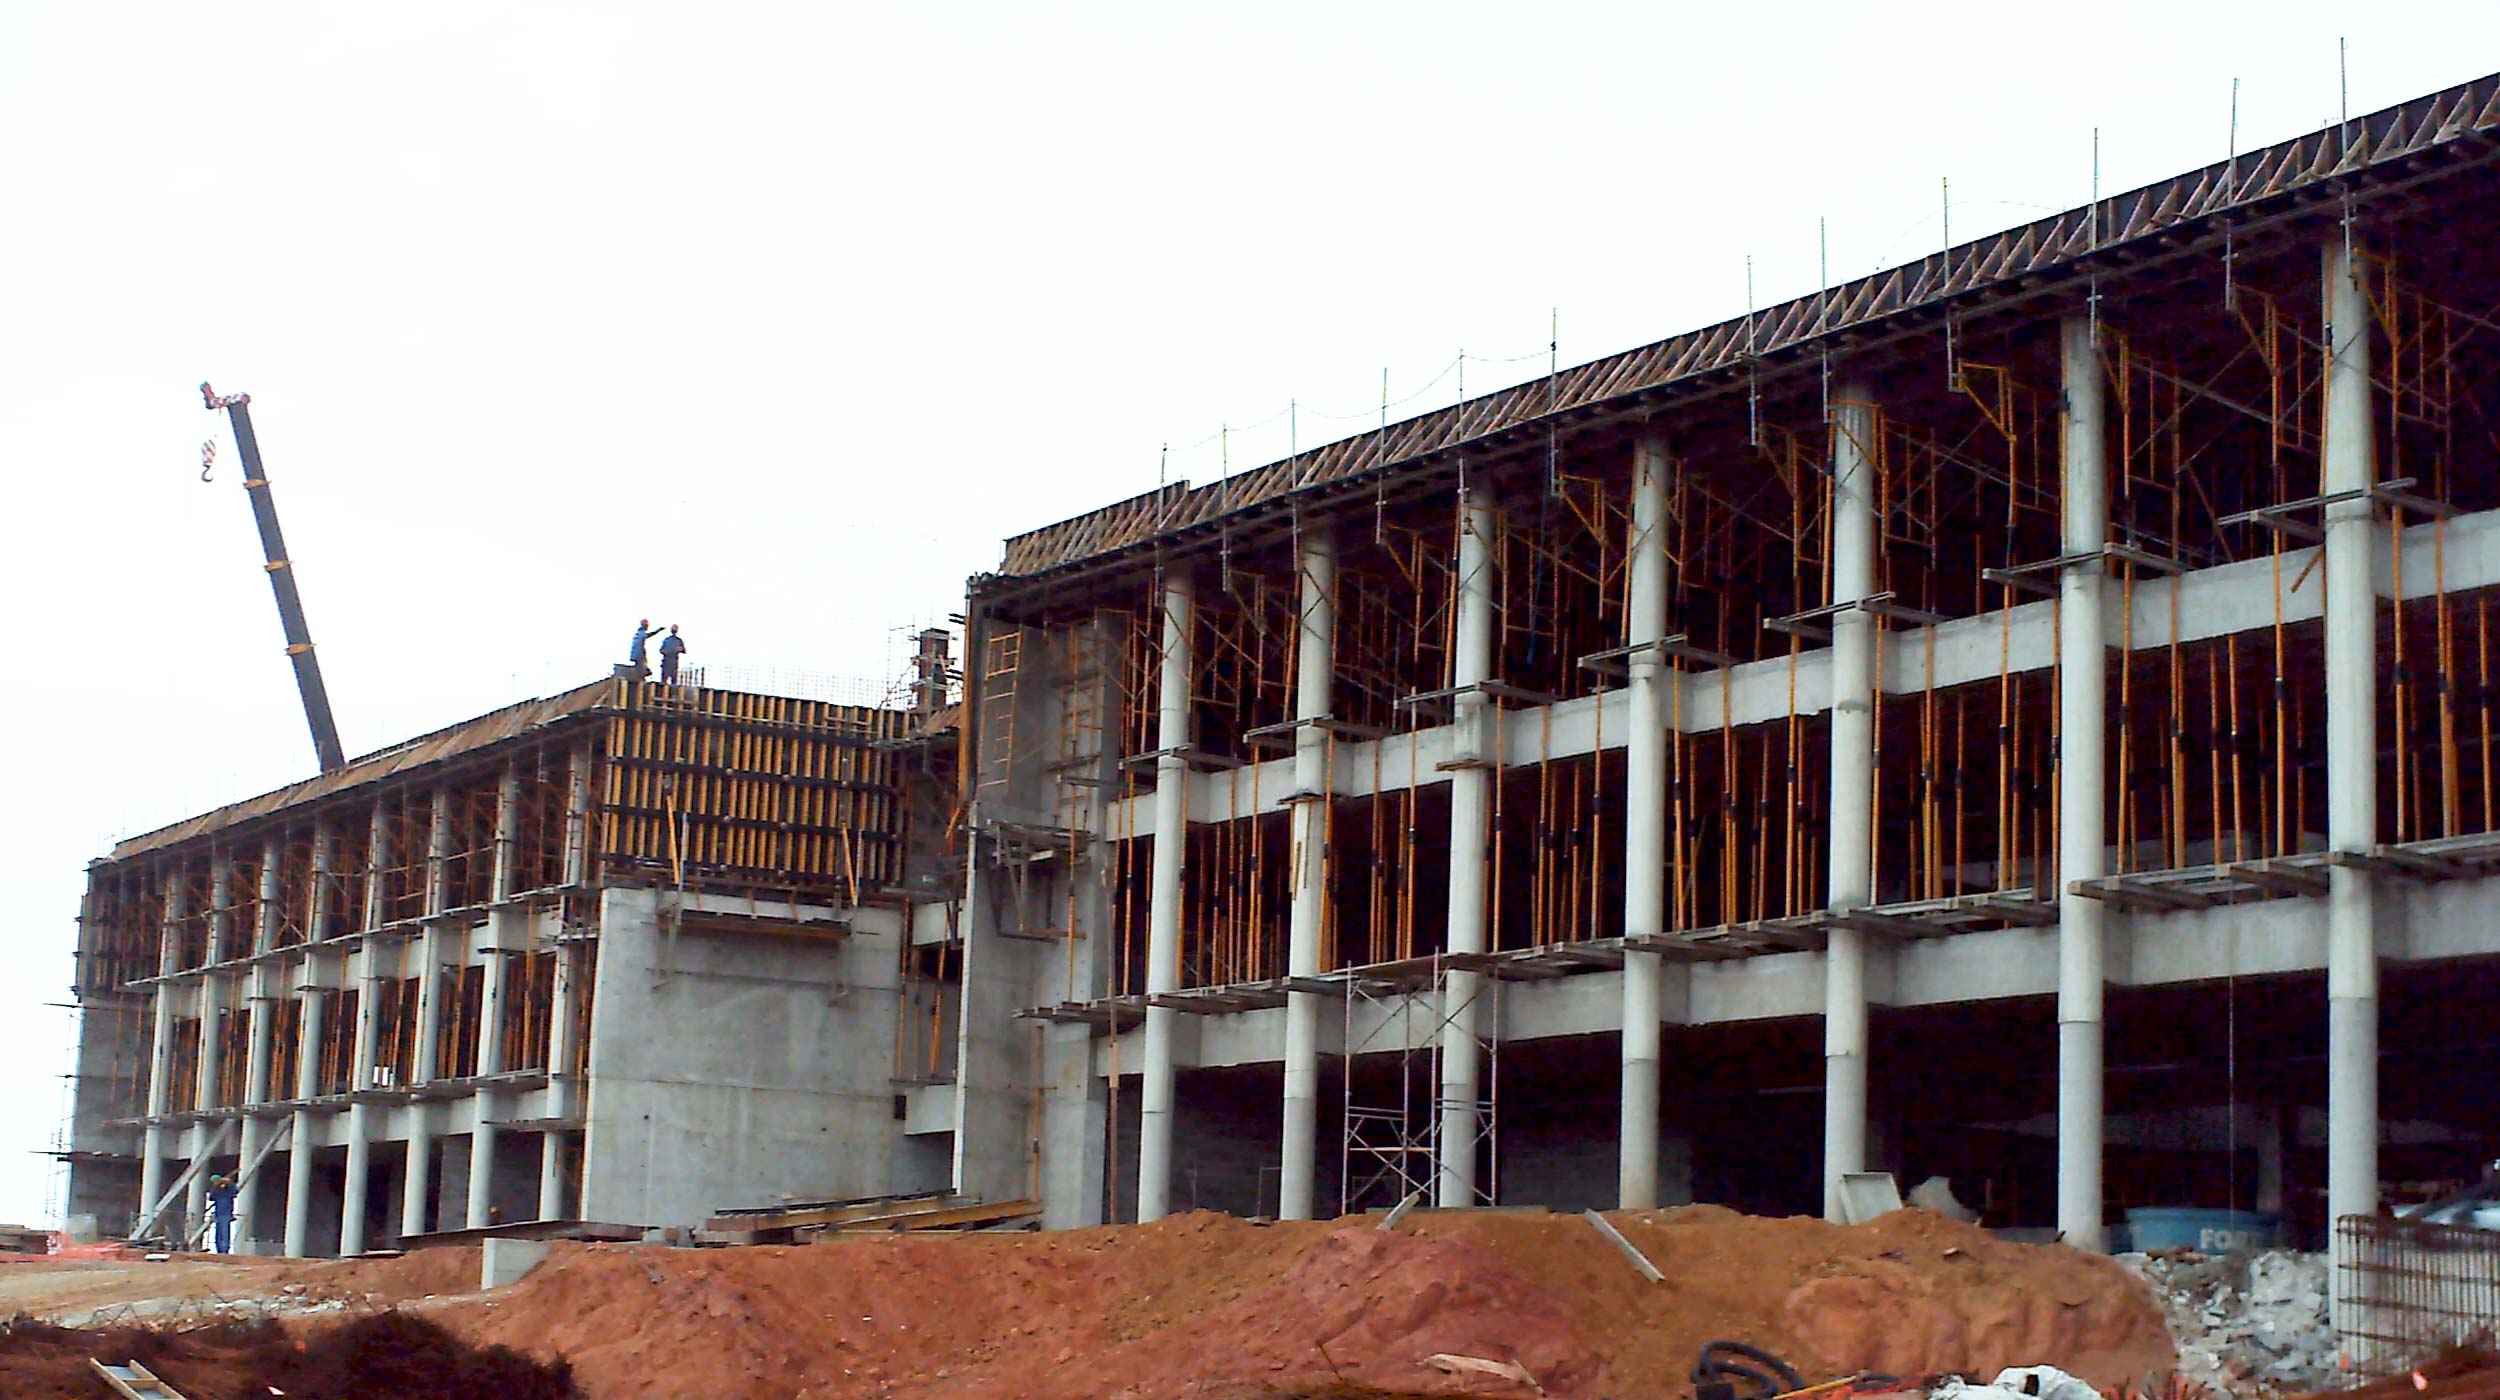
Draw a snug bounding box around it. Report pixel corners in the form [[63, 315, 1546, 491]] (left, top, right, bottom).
[[658, 625, 686, 685], [627, 619, 668, 677], [206, 1173, 236, 1254]]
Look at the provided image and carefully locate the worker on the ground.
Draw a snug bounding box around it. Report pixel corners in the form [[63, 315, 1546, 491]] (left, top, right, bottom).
[[658, 625, 686, 685], [206, 1173, 237, 1254], [628, 618, 667, 677]]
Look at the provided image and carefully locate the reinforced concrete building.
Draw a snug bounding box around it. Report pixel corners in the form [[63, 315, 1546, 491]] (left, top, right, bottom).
[[960, 73, 2500, 1247], [65, 669, 964, 1255], [60, 71, 2500, 1256]]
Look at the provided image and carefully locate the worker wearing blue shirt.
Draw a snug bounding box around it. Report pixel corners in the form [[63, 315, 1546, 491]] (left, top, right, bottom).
[[206, 1174, 236, 1254], [628, 619, 668, 675]]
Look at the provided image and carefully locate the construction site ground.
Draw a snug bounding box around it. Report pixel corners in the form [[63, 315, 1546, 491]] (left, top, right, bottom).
[[0, 1206, 2179, 1399]]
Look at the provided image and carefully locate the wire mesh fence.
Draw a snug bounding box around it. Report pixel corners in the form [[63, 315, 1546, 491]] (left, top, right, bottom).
[[2336, 1213, 2500, 1372], [677, 664, 893, 709]]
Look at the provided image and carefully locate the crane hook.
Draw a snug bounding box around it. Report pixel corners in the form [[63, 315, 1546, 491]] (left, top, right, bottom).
[[200, 439, 217, 482]]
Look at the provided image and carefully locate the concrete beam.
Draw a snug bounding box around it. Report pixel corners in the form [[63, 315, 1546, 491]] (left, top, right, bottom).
[[1102, 879, 2498, 1075], [1103, 507, 2500, 841]]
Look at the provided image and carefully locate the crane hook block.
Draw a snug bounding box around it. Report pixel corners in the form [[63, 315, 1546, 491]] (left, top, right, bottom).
[[200, 439, 217, 482]]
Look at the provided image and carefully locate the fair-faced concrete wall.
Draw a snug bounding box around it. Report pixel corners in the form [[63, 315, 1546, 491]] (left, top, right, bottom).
[[578, 888, 918, 1229]]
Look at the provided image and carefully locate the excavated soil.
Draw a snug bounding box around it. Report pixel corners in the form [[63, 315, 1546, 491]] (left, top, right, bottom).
[[411, 1207, 2172, 1400], [0, 1208, 2174, 1398], [0, 1310, 576, 1400]]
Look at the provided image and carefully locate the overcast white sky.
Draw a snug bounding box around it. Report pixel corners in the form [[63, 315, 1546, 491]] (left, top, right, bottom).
[[2, 3, 2494, 1231]]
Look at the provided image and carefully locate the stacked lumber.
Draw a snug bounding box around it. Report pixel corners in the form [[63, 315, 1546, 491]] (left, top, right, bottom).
[[703, 1190, 1039, 1243]]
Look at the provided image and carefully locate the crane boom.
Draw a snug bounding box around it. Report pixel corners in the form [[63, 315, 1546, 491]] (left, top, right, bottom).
[[202, 382, 348, 774]]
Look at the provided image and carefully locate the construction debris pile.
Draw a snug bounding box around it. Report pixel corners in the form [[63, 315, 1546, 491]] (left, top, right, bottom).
[[2116, 1250, 2338, 1395]]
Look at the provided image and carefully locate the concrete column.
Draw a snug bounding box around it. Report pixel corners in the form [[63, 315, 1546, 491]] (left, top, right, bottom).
[[138, 870, 185, 1232], [1824, 384, 1878, 1221], [284, 822, 331, 1257], [1280, 528, 1336, 1221], [540, 747, 588, 1222], [1621, 433, 1672, 1209], [2056, 317, 2111, 1250], [2323, 237, 2380, 1233], [1438, 490, 1498, 1208], [539, 939, 578, 1221], [339, 803, 391, 1257], [1138, 572, 1193, 1222], [402, 786, 454, 1241], [188, 857, 234, 1243], [233, 838, 283, 1252], [283, 978, 325, 1256], [468, 763, 522, 1229]]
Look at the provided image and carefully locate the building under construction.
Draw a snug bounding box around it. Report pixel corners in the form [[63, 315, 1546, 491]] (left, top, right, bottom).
[[61, 71, 2500, 1255], [960, 72, 2500, 1248], [64, 666, 963, 1255]]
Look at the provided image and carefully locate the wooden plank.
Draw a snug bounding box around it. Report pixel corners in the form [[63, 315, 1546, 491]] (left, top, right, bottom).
[[1582, 1210, 1665, 1283], [704, 1190, 967, 1234], [825, 1198, 1041, 1233]]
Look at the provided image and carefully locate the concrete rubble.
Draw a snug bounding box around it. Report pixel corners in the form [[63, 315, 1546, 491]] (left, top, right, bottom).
[[1931, 1363, 2105, 1400], [2117, 1248, 2340, 1395]]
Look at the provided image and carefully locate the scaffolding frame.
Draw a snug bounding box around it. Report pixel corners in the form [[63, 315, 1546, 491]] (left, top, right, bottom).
[[1336, 952, 1503, 1213]]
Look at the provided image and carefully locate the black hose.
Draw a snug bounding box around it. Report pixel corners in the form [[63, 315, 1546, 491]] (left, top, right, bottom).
[[1692, 1340, 1805, 1399]]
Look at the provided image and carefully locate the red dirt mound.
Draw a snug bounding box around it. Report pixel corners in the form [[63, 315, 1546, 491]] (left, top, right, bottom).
[[1435, 1205, 2171, 1388], [430, 1207, 2169, 1400], [280, 1243, 486, 1304]]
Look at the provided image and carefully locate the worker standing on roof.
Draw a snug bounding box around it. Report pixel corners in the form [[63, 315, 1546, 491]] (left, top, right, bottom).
[[658, 624, 686, 685], [206, 1173, 236, 1254], [627, 619, 667, 678]]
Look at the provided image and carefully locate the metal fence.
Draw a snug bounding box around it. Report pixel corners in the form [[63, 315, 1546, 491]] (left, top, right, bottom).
[[2337, 1214, 2500, 1371], [677, 663, 893, 709]]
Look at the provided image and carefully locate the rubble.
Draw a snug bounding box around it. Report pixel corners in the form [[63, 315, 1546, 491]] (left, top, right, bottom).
[[2117, 1248, 2340, 1395], [1932, 1363, 2105, 1400]]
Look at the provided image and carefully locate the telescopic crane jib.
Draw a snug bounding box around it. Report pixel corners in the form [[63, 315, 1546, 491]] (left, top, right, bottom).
[[200, 382, 347, 774]]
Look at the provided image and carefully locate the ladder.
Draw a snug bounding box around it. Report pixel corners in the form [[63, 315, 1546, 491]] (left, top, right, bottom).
[[90, 1360, 191, 1400], [976, 628, 1022, 807]]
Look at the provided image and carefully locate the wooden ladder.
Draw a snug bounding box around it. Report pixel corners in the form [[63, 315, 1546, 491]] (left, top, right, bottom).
[[89, 1359, 191, 1400]]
